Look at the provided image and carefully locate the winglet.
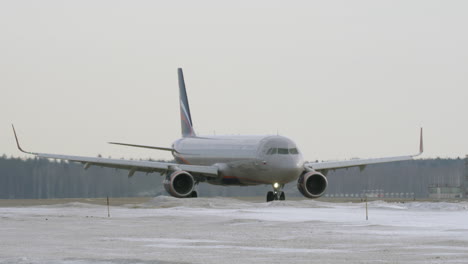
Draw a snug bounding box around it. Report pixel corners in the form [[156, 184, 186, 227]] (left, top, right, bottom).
[[419, 127, 424, 155], [12, 124, 33, 154], [413, 127, 423, 157]]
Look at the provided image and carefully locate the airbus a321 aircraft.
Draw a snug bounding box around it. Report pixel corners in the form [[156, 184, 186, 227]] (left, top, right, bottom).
[[13, 68, 423, 202]]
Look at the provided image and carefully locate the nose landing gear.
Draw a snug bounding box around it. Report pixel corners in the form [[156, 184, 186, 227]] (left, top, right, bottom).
[[266, 183, 285, 202]]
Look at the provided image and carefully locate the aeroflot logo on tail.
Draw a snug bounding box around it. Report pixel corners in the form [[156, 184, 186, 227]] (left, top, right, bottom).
[[180, 100, 194, 136]]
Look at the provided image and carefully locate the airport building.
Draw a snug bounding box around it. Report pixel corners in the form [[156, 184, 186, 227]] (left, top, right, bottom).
[[428, 185, 463, 199], [427, 155, 467, 199]]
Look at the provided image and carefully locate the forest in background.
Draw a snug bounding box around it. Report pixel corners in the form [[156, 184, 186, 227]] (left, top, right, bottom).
[[0, 155, 465, 199]]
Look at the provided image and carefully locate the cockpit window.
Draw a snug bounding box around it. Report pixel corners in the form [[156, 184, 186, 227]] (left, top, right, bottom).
[[266, 147, 299, 155], [266, 148, 277, 155], [289, 148, 299, 154], [278, 148, 289, 154]]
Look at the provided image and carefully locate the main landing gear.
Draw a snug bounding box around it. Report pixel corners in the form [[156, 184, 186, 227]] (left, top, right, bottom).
[[266, 182, 285, 202]]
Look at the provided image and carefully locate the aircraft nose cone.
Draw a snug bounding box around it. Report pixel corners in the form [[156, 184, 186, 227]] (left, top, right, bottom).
[[282, 155, 304, 170], [270, 155, 304, 183]]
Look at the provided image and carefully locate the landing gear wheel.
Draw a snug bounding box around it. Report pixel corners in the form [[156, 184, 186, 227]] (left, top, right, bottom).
[[279, 191, 285, 201], [190, 191, 198, 198], [266, 191, 274, 202]]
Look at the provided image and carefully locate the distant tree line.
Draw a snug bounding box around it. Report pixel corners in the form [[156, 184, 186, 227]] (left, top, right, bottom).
[[0, 155, 465, 199]]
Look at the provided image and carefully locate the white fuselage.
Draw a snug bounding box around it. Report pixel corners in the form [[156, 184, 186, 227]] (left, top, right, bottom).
[[172, 135, 305, 186]]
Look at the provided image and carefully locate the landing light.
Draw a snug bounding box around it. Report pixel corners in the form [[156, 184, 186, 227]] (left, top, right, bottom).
[[273, 182, 279, 189]]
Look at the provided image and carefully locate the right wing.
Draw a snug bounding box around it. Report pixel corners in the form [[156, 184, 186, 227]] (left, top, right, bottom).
[[305, 128, 424, 173], [12, 125, 218, 178], [305, 154, 419, 172]]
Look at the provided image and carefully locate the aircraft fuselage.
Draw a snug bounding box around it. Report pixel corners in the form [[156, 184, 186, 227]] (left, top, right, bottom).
[[172, 135, 304, 186]]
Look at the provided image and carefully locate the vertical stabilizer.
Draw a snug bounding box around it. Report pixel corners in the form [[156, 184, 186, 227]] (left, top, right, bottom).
[[178, 68, 196, 137]]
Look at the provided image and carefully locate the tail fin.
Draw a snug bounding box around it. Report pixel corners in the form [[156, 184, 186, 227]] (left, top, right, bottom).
[[178, 68, 196, 137]]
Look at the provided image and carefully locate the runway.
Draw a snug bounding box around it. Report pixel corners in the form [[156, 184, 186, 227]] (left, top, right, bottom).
[[1, 197, 467, 263]]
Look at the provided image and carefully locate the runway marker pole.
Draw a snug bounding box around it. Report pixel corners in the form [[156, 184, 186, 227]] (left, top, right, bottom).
[[365, 195, 368, 221], [107, 196, 110, 218]]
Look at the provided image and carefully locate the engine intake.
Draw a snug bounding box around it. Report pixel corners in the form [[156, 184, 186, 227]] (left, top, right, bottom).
[[297, 171, 328, 198], [164, 171, 195, 198]]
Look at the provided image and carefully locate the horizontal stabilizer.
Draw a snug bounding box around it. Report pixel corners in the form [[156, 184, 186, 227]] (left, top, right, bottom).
[[108, 142, 176, 153]]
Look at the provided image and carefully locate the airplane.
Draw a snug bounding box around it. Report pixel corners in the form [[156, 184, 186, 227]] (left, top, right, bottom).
[[12, 68, 424, 202]]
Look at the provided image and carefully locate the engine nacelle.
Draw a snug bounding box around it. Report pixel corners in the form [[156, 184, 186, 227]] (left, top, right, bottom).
[[163, 171, 195, 198], [297, 171, 328, 199]]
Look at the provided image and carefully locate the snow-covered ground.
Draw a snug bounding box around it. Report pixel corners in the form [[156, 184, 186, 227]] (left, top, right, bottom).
[[1, 197, 467, 264]]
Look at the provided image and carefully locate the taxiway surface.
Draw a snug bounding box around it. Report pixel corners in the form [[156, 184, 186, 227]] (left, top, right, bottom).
[[1, 197, 467, 263]]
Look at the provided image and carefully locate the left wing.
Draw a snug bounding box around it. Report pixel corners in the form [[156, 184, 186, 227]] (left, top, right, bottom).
[[305, 128, 423, 173], [12, 125, 218, 178]]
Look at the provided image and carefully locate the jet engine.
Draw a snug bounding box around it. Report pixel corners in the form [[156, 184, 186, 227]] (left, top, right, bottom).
[[297, 171, 328, 198], [163, 171, 196, 198]]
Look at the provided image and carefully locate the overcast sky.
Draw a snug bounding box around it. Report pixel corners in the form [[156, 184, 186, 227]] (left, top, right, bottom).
[[1, 0, 467, 161]]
